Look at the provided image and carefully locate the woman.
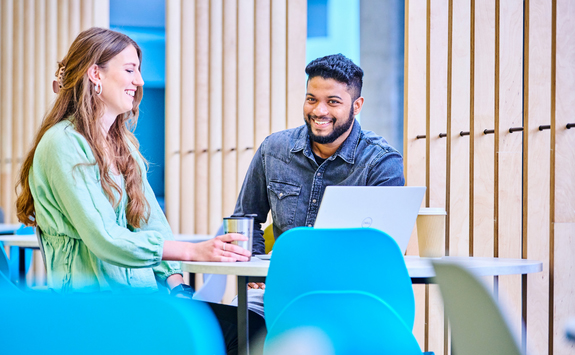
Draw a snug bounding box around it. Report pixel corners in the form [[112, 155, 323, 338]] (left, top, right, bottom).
[[15, 27, 250, 293]]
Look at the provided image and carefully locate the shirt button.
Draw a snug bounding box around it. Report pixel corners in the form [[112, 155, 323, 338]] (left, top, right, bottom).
[[279, 193, 283, 197], [317, 173, 321, 176], [312, 199, 317, 203], [308, 224, 312, 227]]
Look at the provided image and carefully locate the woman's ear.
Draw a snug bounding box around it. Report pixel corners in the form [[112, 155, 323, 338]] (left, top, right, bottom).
[[87, 64, 101, 84]]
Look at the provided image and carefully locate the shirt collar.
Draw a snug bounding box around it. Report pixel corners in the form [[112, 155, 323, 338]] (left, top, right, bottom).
[[291, 119, 362, 164]]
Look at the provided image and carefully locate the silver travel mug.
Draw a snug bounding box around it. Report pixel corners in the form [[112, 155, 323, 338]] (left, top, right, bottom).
[[223, 214, 256, 255]]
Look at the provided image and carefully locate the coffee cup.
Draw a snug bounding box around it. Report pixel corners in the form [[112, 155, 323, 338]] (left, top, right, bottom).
[[223, 214, 256, 258], [416, 208, 447, 258]]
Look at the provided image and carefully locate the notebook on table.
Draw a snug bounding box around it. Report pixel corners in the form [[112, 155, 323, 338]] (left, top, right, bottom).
[[313, 186, 426, 254]]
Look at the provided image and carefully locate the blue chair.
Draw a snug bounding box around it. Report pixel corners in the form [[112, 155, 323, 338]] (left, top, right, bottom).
[[264, 227, 423, 354], [432, 261, 523, 355], [265, 290, 423, 355], [0, 292, 225, 355]]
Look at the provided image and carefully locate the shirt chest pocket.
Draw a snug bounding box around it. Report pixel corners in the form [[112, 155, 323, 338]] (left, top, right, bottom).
[[267, 181, 301, 230]]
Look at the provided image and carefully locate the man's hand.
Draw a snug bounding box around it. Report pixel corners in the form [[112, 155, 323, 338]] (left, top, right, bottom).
[[248, 282, 266, 290]]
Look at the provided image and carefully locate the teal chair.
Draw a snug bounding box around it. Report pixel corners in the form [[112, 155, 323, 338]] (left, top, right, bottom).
[[7, 224, 35, 284], [264, 227, 425, 354], [265, 290, 423, 355], [0, 293, 225, 355], [432, 261, 523, 355]]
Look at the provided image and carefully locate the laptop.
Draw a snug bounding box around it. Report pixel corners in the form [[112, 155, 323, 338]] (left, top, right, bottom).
[[313, 186, 426, 254]]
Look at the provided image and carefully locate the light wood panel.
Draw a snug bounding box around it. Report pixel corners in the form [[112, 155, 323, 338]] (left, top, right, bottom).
[[449, 0, 471, 258], [428, 0, 449, 353], [255, 0, 271, 147], [236, 0, 255, 193], [473, 0, 496, 259], [208, 0, 223, 234], [405, 0, 428, 349], [271, 0, 287, 133], [286, 0, 306, 129], [165, 0, 182, 233], [497, 0, 524, 339], [222, 0, 238, 217], [1, 0, 14, 222], [179, 1, 196, 234], [525, 1, 552, 353], [554, 1, 575, 354]]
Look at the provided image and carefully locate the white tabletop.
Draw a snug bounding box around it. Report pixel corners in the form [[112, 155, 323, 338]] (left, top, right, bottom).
[[181, 255, 543, 279], [0, 224, 21, 235], [0, 233, 212, 248], [0, 235, 38, 248]]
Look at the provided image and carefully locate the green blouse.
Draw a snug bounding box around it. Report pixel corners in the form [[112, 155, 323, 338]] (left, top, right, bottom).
[[29, 120, 182, 293]]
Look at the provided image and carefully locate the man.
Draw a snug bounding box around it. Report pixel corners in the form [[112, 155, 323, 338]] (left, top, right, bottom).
[[234, 53, 405, 258]]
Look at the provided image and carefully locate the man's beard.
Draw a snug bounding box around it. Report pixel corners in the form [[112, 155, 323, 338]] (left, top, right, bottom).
[[306, 105, 355, 144]]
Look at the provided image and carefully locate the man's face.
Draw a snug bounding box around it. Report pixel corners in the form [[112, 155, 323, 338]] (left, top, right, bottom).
[[303, 77, 362, 145]]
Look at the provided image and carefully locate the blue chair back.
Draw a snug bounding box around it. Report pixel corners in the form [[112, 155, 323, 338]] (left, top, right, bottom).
[[264, 227, 416, 330], [0, 293, 225, 355], [265, 290, 423, 355]]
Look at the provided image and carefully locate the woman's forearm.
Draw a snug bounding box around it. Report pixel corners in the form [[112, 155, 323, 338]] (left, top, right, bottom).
[[162, 240, 195, 261]]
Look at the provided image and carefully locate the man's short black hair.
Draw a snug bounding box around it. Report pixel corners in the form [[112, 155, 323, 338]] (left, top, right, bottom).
[[305, 53, 364, 101]]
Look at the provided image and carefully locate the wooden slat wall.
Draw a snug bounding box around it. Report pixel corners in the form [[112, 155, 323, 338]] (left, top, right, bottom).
[[0, 1, 109, 287], [164, 0, 306, 301], [405, 0, 575, 354]]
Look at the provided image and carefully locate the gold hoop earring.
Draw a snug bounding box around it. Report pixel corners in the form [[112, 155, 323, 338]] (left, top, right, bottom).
[[95, 82, 102, 95]]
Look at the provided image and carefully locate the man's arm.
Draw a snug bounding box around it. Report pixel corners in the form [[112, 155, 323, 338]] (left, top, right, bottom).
[[367, 149, 406, 186], [233, 144, 270, 255]]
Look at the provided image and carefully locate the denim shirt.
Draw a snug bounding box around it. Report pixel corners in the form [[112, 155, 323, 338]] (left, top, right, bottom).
[[233, 120, 405, 255]]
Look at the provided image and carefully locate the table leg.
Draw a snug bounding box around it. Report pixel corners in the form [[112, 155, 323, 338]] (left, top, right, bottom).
[[19, 247, 26, 288], [238, 276, 250, 355]]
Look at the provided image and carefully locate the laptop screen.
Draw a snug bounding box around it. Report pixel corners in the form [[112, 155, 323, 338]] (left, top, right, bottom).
[[313, 186, 426, 254]]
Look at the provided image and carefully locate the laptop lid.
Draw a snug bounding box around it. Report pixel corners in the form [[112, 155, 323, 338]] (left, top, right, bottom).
[[313, 186, 426, 254]]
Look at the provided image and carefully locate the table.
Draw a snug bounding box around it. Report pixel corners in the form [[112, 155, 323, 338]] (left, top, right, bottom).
[[0, 233, 213, 287], [0, 223, 21, 235], [181, 256, 543, 355]]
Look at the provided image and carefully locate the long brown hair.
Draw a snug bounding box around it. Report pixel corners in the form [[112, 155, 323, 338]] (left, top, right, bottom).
[[16, 27, 150, 228]]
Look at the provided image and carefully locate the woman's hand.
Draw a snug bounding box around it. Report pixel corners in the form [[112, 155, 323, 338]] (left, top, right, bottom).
[[192, 233, 251, 262]]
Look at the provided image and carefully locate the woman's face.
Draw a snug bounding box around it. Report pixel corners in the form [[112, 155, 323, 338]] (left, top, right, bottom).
[[98, 45, 144, 119]]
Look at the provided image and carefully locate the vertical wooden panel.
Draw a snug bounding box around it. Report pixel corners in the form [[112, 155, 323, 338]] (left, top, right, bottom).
[[0, 0, 13, 221], [554, 1, 575, 354], [23, 0, 35, 151], [165, 0, 182, 232], [194, 0, 210, 234], [526, 1, 552, 354], [449, 0, 471, 258], [209, 0, 223, 234], [180, 1, 196, 234], [57, 0, 69, 59], [12, 0, 24, 219], [271, 0, 287, 133], [68, 0, 80, 41], [405, 0, 428, 348], [497, 0, 524, 338], [34, 0, 46, 129], [236, 0, 255, 193], [45, 0, 57, 113], [222, 0, 238, 216], [254, 0, 271, 147], [473, 0, 496, 259], [80, 0, 93, 31], [428, 0, 449, 353], [286, 0, 306, 129]]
